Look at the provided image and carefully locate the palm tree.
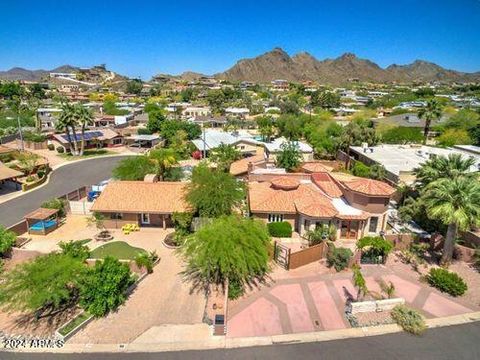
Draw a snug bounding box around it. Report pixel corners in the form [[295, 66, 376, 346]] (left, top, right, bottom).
[[56, 103, 80, 155], [414, 153, 476, 190], [75, 104, 94, 156], [418, 99, 442, 145], [424, 177, 480, 265], [149, 148, 178, 180]]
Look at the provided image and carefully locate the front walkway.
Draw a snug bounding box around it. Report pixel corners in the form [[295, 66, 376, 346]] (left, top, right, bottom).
[[227, 263, 477, 338]]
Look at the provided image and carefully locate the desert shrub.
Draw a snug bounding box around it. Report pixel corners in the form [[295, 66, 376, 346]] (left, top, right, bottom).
[[427, 268, 467, 296], [391, 305, 427, 335], [327, 246, 353, 272], [47, 143, 55, 151], [56, 146, 65, 153], [23, 131, 46, 143], [135, 252, 154, 273], [267, 221, 292, 237], [228, 278, 244, 300]]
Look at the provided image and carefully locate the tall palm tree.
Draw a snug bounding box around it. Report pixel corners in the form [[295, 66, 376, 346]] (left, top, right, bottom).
[[414, 153, 476, 190], [56, 103, 79, 155], [424, 177, 480, 265], [418, 99, 442, 145], [75, 104, 94, 156], [149, 148, 178, 180]]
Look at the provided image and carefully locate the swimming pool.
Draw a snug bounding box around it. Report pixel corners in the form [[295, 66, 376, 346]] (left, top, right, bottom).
[[30, 220, 57, 231]]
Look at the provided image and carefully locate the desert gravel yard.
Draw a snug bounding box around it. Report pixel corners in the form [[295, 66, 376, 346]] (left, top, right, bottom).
[[69, 242, 206, 344]]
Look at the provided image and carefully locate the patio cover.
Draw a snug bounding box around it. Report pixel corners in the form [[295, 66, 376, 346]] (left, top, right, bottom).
[[0, 163, 23, 182], [24, 207, 59, 220]]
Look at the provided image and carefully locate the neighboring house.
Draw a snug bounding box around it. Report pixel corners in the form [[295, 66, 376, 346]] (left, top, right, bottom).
[[349, 144, 480, 185], [94, 114, 133, 127], [373, 112, 449, 129], [248, 171, 395, 240], [182, 106, 211, 118], [191, 129, 263, 157], [263, 137, 314, 162], [225, 107, 250, 118], [192, 129, 314, 160], [189, 115, 228, 128], [36, 108, 63, 129], [229, 154, 267, 178], [52, 129, 124, 151], [91, 180, 188, 229]]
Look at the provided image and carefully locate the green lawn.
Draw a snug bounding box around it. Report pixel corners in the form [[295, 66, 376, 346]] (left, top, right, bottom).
[[58, 312, 92, 336], [90, 241, 147, 260]]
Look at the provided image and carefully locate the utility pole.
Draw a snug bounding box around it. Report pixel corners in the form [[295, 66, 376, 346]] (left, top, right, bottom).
[[17, 113, 24, 151]]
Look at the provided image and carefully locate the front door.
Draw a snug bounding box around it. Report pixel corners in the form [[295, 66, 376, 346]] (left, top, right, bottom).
[[340, 220, 358, 239], [140, 213, 150, 225]]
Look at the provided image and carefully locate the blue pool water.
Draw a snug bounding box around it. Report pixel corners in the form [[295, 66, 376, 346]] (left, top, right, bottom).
[[30, 220, 57, 230]]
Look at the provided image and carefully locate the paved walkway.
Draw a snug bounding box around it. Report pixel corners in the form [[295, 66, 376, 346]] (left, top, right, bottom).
[[227, 264, 477, 338]]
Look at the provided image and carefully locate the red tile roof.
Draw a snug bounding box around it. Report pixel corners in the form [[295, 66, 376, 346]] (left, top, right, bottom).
[[342, 178, 395, 197], [311, 172, 343, 198]]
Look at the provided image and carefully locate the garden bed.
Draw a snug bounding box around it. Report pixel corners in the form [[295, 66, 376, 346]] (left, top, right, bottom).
[[56, 311, 93, 339]]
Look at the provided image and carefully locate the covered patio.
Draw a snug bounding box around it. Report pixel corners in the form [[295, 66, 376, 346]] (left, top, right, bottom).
[[24, 207, 59, 235]]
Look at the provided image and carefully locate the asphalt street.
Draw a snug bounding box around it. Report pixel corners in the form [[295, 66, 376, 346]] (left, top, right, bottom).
[[1, 322, 479, 360], [0, 156, 128, 227]]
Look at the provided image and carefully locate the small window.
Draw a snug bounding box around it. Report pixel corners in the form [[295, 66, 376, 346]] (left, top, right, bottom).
[[369, 216, 379, 233], [111, 213, 123, 220], [268, 214, 284, 223]]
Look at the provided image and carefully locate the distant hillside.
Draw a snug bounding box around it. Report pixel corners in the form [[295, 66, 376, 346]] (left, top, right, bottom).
[[215, 48, 480, 84], [0, 64, 127, 85], [0, 65, 79, 81]]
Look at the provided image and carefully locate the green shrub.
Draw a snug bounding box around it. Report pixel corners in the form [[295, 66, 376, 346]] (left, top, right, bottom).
[[0, 226, 16, 257], [357, 236, 393, 263], [352, 162, 371, 177], [391, 305, 426, 335], [228, 278, 244, 300], [427, 268, 467, 296], [56, 146, 65, 153], [47, 143, 55, 151], [267, 221, 292, 237], [23, 131, 46, 143], [327, 246, 353, 272], [41, 198, 66, 217], [137, 127, 153, 135], [59, 240, 90, 261]]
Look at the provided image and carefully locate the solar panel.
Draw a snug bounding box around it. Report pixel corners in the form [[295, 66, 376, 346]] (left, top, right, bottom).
[[60, 131, 104, 142]]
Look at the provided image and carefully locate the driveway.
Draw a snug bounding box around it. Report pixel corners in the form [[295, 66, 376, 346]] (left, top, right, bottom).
[[227, 264, 476, 338], [0, 156, 129, 227]]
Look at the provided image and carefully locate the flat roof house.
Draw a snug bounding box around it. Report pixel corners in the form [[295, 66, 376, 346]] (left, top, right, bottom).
[[248, 171, 395, 240], [91, 180, 189, 229], [349, 144, 480, 184]]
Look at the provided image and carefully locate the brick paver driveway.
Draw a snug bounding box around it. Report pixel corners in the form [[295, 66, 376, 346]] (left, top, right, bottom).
[[227, 264, 477, 338], [70, 237, 206, 344]]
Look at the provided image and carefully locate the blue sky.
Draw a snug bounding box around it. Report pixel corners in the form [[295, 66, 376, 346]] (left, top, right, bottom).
[[1, 0, 479, 79]]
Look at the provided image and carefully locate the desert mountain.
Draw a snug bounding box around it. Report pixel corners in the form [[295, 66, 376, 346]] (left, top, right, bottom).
[[216, 48, 480, 84]]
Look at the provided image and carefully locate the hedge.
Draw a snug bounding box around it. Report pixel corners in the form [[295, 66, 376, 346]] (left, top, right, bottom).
[[267, 221, 292, 237]]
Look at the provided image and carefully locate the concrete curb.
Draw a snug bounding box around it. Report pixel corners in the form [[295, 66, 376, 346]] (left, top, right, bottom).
[[3, 312, 480, 353], [0, 153, 137, 205]]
